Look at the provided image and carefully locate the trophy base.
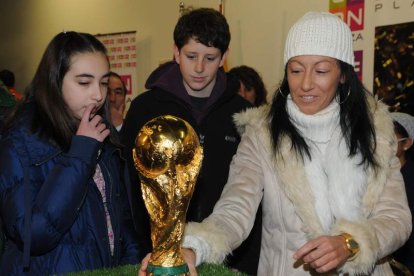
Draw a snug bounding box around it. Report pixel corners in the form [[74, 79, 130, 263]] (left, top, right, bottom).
[[147, 263, 189, 276]]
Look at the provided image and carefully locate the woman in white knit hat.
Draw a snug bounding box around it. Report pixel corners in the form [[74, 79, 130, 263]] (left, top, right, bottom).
[[139, 12, 412, 276]]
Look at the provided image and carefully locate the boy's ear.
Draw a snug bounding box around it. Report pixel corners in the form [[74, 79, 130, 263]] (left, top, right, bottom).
[[173, 44, 180, 64], [219, 48, 230, 68]]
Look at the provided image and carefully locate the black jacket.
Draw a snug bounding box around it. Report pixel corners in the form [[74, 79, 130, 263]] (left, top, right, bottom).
[[121, 61, 261, 274], [392, 158, 414, 274]]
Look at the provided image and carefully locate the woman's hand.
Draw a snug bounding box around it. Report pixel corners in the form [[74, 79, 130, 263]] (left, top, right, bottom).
[[293, 235, 351, 273], [76, 104, 110, 142], [183, 248, 197, 275], [138, 249, 197, 276]]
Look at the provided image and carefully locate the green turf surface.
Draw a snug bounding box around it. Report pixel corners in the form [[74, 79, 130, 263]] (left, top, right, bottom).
[[65, 263, 247, 275]]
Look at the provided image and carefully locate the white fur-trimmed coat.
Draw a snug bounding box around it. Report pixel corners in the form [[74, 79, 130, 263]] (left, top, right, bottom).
[[184, 97, 412, 275]]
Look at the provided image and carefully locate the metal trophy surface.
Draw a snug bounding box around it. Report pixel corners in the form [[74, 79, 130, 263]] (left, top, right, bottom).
[[133, 115, 203, 275]]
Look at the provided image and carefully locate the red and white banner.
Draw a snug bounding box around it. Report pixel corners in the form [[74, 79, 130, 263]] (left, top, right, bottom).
[[96, 31, 137, 110]]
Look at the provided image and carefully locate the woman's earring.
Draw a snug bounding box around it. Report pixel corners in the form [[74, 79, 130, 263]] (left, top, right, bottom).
[[338, 89, 351, 105], [278, 87, 286, 98]]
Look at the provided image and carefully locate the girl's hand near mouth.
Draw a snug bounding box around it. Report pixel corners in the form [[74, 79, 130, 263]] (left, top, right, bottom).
[[76, 103, 110, 142]]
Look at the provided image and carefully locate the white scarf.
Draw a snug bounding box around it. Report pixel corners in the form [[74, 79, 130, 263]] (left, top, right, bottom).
[[287, 97, 368, 233]]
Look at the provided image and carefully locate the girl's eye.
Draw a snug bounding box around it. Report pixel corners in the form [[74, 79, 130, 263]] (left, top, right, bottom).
[[101, 81, 109, 87], [79, 82, 90, 86], [205, 56, 216, 62], [186, 55, 196, 60]]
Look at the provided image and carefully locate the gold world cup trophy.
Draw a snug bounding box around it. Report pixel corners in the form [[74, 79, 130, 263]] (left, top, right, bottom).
[[133, 115, 203, 275]]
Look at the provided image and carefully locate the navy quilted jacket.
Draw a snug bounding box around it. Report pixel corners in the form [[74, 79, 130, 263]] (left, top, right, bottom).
[[0, 119, 139, 275]]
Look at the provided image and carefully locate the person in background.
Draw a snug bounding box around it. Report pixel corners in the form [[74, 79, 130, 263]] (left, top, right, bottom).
[[108, 72, 127, 132], [139, 11, 411, 276], [0, 31, 139, 275], [390, 112, 414, 275], [0, 69, 23, 101], [121, 8, 260, 275], [0, 79, 16, 135], [227, 65, 267, 106], [225, 64, 265, 273]]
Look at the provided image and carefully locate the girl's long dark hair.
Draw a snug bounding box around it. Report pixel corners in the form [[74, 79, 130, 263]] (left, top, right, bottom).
[[6, 32, 118, 149], [268, 61, 378, 169]]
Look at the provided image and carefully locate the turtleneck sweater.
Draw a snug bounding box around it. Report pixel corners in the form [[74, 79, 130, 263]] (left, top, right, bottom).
[[286, 95, 366, 232], [287, 95, 340, 153]]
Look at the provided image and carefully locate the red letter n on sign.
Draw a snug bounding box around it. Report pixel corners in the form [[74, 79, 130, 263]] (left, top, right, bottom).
[[330, 0, 365, 31]]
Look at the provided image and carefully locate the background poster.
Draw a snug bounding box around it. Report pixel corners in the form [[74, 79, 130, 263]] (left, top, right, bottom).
[[329, 0, 365, 81], [96, 31, 137, 112], [329, 0, 414, 114], [374, 22, 414, 115]]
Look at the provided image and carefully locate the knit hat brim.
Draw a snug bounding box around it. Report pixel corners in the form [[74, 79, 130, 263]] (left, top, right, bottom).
[[284, 12, 355, 67]]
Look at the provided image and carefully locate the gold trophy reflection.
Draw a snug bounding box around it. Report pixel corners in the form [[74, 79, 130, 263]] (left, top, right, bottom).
[[133, 115, 203, 275]]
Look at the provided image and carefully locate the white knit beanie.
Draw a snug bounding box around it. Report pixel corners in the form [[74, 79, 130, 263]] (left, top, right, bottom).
[[284, 11, 355, 67]]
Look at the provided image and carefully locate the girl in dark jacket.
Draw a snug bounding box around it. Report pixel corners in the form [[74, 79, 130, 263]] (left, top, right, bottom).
[[0, 31, 139, 275]]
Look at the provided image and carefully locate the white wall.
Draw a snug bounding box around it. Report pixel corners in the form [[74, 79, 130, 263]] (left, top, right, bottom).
[[225, 0, 326, 93], [0, 0, 327, 96], [0, 0, 180, 94]]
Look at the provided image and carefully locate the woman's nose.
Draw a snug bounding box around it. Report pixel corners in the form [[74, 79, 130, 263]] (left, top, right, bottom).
[[301, 72, 314, 91]]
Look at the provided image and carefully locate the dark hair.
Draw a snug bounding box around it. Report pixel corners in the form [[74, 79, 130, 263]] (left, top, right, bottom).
[[228, 65, 267, 106], [174, 8, 230, 55], [268, 61, 378, 169], [108, 71, 127, 96], [394, 120, 414, 161], [9, 31, 112, 149], [394, 121, 409, 138], [0, 69, 15, 87]]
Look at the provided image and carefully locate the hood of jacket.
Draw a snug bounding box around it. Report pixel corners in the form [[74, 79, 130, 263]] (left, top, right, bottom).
[[145, 61, 230, 123]]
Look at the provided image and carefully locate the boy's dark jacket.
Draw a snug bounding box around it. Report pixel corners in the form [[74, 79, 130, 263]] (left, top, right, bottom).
[[121, 61, 261, 274], [0, 108, 139, 275]]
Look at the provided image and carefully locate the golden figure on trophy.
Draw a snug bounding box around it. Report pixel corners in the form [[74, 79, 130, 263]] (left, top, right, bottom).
[[133, 115, 203, 275]]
